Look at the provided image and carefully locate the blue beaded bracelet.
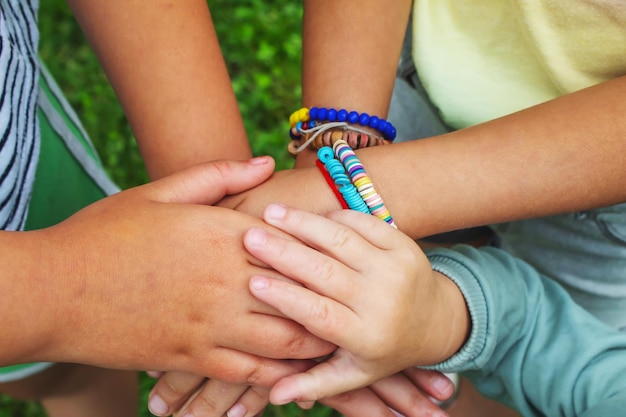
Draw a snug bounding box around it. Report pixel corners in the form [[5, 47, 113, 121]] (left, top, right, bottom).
[[308, 107, 396, 141]]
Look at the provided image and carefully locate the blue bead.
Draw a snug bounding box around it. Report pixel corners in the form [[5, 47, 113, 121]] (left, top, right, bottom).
[[347, 111, 360, 124], [317, 147, 334, 163], [318, 107, 328, 120], [327, 108, 337, 122], [359, 113, 370, 125], [368, 116, 379, 129], [378, 120, 388, 133], [310, 107, 319, 119], [388, 126, 397, 140], [337, 109, 348, 122]]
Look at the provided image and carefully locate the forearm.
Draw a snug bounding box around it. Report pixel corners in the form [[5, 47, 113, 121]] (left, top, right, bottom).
[[356, 76, 626, 237], [427, 245, 626, 417], [67, 0, 251, 179], [296, 0, 411, 167], [268, 76, 626, 239], [0, 229, 72, 365]]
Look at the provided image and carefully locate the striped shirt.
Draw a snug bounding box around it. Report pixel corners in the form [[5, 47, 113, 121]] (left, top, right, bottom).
[[0, 0, 40, 231]]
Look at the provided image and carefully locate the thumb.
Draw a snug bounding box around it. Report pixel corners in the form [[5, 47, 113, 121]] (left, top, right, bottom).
[[269, 353, 369, 404], [144, 156, 275, 205]]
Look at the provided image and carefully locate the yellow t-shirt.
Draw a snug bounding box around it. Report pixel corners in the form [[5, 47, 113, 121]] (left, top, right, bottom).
[[412, 0, 626, 129]]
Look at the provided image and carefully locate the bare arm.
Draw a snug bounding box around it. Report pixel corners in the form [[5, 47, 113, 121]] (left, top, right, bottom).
[[295, 0, 412, 167], [0, 160, 335, 378], [253, 0, 620, 237], [223, 75, 626, 239], [67, 0, 251, 179]]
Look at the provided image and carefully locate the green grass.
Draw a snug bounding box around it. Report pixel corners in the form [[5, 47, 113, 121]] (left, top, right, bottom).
[[0, 1, 341, 416]]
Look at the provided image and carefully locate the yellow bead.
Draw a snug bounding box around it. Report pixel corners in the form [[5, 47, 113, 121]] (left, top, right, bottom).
[[298, 108, 310, 121], [289, 112, 299, 127], [354, 177, 371, 189]]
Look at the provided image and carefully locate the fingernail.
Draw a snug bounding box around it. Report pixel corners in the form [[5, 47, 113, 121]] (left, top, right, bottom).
[[265, 203, 287, 221], [250, 276, 269, 290], [434, 412, 450, 417], [226, 403, 247, 417], [433, 375, 454, 398], [148, 394, 168, 416], [145, 371, 162, 378], [250, 155, 271, 165], [246, 228, 268, 247]]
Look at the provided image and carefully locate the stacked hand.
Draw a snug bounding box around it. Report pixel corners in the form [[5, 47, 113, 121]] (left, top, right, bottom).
[[19, 158, 334, 384], [147, 185, 467, 416]]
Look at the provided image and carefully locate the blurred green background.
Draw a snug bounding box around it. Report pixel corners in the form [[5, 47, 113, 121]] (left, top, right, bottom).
[[39, 0, 300, 190], [0, 1, 342, 416]]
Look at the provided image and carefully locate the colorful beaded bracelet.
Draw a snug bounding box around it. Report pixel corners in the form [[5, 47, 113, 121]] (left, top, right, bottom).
[[290, 107, 397, 141], [288, 128, 388, 157], [317, 140, 397, 228], [318, 147, 370, 213]]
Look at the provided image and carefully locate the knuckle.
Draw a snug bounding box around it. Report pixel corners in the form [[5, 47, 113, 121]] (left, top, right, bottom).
[[284, 331, 308, 358], [243, 358, 267, 387], [309, 297, 338, 331], [309, 257, 335, 285], [328, 226, 351, 249], [189, 392, 221, 414]]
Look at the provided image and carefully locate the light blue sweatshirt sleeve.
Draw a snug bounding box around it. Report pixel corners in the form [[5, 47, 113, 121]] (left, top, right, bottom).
[[425, 245, 626, 417]]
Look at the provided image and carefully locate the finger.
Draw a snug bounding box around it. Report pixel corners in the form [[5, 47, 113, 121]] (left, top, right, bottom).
[[221, 312, 335, 360], [402, 368, 456, 402], [249, 275, 359, 348], [174, 379, 249, 417], [145, 156, 275, 205], [369, 372, 450, 417], [148, 371, 205, 416], [244, 227, 358, 302], [224, 386, 270, 417], [321, 387, 400, 417], [261, 203, 383, 271], [268, 352, 370, 404], [184, 348, 317, 388], [326, 208, 416, 251]]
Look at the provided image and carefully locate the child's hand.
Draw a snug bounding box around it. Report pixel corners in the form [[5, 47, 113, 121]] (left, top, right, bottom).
[[147, 371, 268, 417], [147, 368, 455, 417], [324, 368, 455, 417], [244, 204, 470, 404]]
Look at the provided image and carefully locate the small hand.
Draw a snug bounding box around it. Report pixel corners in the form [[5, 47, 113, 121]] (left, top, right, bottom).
[[323, 368, 454, 417], [243, 204, 469, 403], [147, 367, 454, 417], [41, 159, 334, 384], [147, 371, 268, 417]]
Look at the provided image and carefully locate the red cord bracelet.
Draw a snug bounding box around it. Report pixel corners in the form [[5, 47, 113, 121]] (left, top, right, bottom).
[[315, 159, 349, 209]]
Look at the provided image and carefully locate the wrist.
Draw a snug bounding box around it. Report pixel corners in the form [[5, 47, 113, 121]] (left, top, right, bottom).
[[432, 271, 471, 362], [0, 229, 69, 364]]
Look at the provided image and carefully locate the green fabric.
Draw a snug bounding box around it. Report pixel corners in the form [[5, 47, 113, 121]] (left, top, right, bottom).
[[24, 78, 107, 230]]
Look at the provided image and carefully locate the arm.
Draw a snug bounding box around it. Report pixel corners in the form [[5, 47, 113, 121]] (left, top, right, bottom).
[[223, 75, 626, 239], [428, 245, 626, 417], [294, 0, 411, 167], [243, 205, 626, 416], [66, 0, 251, 179], [223, 1, 626, 238], [0, 159, 335, 383]]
